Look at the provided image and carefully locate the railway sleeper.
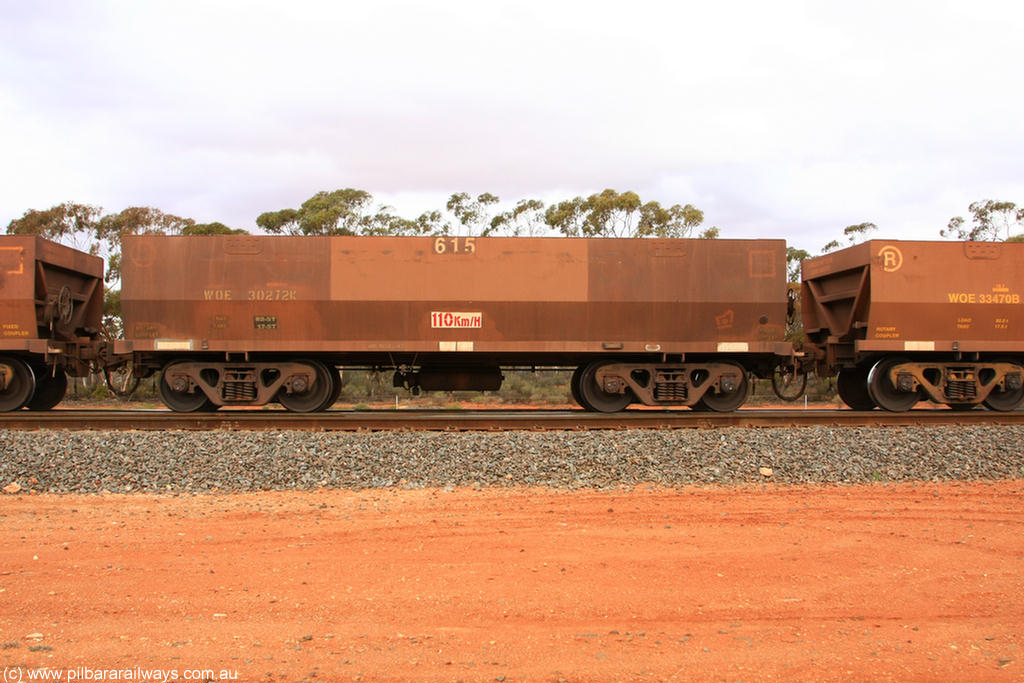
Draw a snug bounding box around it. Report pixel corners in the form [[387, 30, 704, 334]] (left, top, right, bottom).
[[593, 362, 750, 410], [873, 360, 1023, 411], [160, 361, 328, 409]]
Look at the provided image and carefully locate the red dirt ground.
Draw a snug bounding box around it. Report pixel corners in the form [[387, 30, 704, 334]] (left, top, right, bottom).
[[2, 482, 1023, 682]]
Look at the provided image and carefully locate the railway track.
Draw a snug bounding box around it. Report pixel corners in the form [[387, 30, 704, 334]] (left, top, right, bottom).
[[1, 408, 1023, 431]]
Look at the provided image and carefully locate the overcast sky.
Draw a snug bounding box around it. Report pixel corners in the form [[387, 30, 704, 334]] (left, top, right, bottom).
[[2, 0, 1021, 252]]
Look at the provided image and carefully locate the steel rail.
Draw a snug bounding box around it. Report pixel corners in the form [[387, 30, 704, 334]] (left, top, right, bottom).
[[1, 408, 1023, 431]]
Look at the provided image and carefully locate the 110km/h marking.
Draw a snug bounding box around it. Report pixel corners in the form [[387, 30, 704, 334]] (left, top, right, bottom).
[[431, 312, 482, 329]]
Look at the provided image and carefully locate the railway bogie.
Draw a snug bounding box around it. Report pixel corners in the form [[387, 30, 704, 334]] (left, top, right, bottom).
[[154, 358, 342, 412], [865, 357, 1024, 412], [573, 359, 757, 412]]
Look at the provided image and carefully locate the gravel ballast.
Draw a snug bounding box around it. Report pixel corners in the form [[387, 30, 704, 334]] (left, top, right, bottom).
[[2, 426, 1024, 494]]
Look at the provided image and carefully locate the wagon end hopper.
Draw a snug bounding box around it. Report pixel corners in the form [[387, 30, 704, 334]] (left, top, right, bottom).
[[0, 236, 104, 411], [802, 240, 1024, 411], [120, 235, 791, 411]]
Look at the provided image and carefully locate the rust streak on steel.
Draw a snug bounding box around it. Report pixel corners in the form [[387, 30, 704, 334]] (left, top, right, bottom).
[[1, 409, 1022, 432]]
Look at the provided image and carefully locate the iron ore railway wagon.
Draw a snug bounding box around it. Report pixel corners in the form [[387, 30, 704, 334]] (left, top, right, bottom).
[[116, 235, 791, 412], [801, 240, 1024, 411]]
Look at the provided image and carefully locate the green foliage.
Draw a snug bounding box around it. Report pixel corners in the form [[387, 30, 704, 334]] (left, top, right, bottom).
[[746, 372, 836, 405], [584, 189, 641, 237], [375, 210, 449, 237], [820, 239, 842, 254], [335, 369, 574, 406], [785, 249, 809, 344], [103, 289, 123, 339], [257, 189, 373, 235], [446, 192, 501, 236], [183, 222, 247, 235], [64, 374, 113, 401], [636, 200, 705, 238], [337, 370, 392, 402], [490, 198, 547, 236], [818, 222, 877, 256], [842, 222, 876, 243], [257, 189, 449, 237], [543, 189, 706, 238], [254, 208, 299, 233], [257, 187, 706, 240], [543, 196, 587, 236], [545, 189, 640, 237], [500, 370, 573, 404], [6, 202, 102, 252], [804, 374, 838, 402], [784, 283, 805, 344], [697, 226, 720, 239], [785, 247, 811, 284], [941, 200, 1024, 241], [95, 206, 195, 242]]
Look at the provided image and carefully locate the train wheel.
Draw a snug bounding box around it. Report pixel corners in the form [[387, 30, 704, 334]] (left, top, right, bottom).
[[26, 368, 68, 410], [159, 363, 212, 412], [317, 365, 343, 411], [983, 362, 1024, 411], [867, 357, 919, 412], [570, 366, 588, 409], [578, 362, 632, 413], [0, 357, 36, 411], [836, 366, 875, 410], [699, 363, 750, 412], [278, 361, 333, 413]]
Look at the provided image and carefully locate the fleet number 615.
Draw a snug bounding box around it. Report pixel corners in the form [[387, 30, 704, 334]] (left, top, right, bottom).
[[434, 237, 476, 254]]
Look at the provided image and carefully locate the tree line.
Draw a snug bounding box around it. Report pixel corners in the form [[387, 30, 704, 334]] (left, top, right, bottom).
[[254, 188, 715, 239]]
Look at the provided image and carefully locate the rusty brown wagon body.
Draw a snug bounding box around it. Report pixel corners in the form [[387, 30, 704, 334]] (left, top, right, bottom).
[[0, 236, 104, 410], [118, 235, 792, 412], [802, 240, 1024, 411]]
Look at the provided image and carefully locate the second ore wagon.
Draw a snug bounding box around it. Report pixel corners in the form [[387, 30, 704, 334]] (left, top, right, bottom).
[[802, 240, 1024, 411]]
